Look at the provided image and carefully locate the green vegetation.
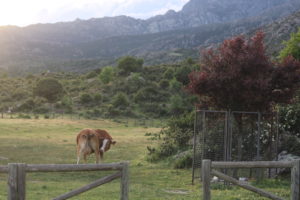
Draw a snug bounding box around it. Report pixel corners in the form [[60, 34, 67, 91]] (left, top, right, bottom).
[[279, 28, 300, 61], [0, 118, 291, 199], [33, 78, 64, 103], [0, 29, 298, 199], [0, 57, 197, 120], [277, 30, 300, 155]]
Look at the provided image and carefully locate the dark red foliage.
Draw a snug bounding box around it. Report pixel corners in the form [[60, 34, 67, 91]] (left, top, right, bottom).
[[188, 32, 300, 112], [271, 56, 300, 104]]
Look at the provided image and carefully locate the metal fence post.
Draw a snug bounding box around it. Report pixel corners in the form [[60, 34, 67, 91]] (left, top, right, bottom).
[[202, 159, 211, 200], [8, 163, 26, 200]]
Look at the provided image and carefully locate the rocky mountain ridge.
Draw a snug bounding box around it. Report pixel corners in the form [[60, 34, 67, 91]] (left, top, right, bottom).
[[0, 0, 300, 74]]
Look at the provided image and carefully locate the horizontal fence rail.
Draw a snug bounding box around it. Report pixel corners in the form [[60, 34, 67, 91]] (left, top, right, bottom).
[[202, 160, 300, 200], [1, 162, 129, 200], [0, 163, 125, 173], [211, 161, 294, 169]]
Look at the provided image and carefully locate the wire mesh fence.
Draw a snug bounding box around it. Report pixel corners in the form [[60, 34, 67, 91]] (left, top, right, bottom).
[[192, 110, 280, 183]]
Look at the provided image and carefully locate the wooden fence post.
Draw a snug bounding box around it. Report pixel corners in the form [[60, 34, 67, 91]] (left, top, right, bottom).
[[120, 162, 129, 200], [291, 160, 300, 200], [202, 159, 211, 200], [8, 163, 26, 200]]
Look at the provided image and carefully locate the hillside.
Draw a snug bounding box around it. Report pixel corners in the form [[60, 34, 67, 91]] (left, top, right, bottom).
[[0, 57, 198, 119], [258, 11, 300, 57], [0, 0, 300, 74]]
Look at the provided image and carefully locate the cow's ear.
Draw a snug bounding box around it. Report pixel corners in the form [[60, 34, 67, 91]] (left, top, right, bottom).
[[112, 141, 116, 145]]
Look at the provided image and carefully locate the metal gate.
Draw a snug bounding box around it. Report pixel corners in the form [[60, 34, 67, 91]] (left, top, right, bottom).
[[192, 110, 279, 183]]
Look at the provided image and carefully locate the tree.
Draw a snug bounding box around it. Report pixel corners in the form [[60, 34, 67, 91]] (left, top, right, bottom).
[[279, 28, 300, 61], [188, 32, 300, 112], [117, 56, 143, 76], [99, 66, 115, 84], [33, 78, 64, 103], [169, 95, 185, 115], [277, 28, 300, 154], [170, 78, 182, 92], [112, 92, 129, 108], [163, 68, 174, 80], [79, 93, 93, 105], [188, 32, 300, 160]]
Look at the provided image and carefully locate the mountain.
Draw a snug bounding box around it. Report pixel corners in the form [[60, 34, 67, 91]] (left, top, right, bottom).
[[0, 0, 300, 74], [146, 0, 300, 32], [256, 11, 300, 57]]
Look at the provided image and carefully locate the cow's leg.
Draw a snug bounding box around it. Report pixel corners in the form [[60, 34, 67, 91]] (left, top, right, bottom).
[[83, 153, 88, 164], [76, 146, 82, 164], [94, 149, 100, 164], [89, 138, 100, 164], [76, 155, 80, 164], [100, 151, 104, 161]]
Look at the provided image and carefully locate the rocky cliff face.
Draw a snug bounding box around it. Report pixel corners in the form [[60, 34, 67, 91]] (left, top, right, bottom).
[[1, 0, 299, 43], [144, 0, 300, 33]]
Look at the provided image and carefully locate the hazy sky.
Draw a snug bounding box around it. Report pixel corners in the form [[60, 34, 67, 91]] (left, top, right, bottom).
[[0, 0, 189, 27]]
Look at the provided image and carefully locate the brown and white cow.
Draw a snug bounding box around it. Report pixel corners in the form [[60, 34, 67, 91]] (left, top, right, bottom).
[[76, 128, 116, 164]]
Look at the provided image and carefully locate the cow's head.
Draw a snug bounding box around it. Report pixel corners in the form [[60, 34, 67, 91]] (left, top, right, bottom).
[[100, 139, 116, 152]]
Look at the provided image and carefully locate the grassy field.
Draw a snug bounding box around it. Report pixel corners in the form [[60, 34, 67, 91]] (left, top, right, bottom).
[[0, 118, 290, 199]]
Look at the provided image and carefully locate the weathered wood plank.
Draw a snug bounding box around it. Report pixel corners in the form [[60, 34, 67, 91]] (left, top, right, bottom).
[[202, 160, 211, 200], [8, 163, 26, 200], [120, 162, 129, 200], [17, 164, 26, 200], [26, 163, 123, 172], [212, 161, 294, 169], [291, 160, 300, 200], [8, 164, 18, 200], [211, 169, 284, 200], [53, 172, 122, 200]]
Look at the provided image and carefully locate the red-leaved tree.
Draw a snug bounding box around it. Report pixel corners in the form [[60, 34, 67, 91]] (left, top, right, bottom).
[[188, 31, 300, 112], [188, 31, 300, 161]]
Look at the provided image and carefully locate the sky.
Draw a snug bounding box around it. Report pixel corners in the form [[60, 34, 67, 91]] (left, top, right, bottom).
[[0, 0, 189, 27]]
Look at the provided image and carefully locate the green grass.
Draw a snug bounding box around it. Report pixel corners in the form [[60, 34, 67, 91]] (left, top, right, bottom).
[[0, 118, 291, 199]]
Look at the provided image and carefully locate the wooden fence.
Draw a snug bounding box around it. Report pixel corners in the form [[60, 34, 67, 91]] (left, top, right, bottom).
[[202, 160, 300, 200], [0, 162, 129, 200]]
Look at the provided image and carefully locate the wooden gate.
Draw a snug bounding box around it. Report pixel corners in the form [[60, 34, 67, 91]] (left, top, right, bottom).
[[201, 159, 300, 200], [0, 162, 129, 200]]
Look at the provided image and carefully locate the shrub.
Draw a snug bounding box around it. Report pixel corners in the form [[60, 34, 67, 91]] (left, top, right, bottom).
[[163, 68, 174, 80], [112, 92, 129, 108], [147, 112, 194, 161], [94, 93, 102, 105], [173, 150, 193, 169], [159, 79, 169, 89], [17, 113, 31, 119], [117, 56, 143, 76], [79, 93, 93, 105], [99, 66, 115, 84]]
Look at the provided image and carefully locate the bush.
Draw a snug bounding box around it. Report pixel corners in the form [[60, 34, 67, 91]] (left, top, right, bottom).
[[94, 93, 102, 105], [159, 79, 169, 89], [79, 93, 93, 105], [140, 103, 167, 116], [117, 56, 143, 76], [112, 92, 129, 108], [33, 106, 50, 114], [173, 150, 193, 169], [17, 113, 31, 119], [147, 112, 194, 161]]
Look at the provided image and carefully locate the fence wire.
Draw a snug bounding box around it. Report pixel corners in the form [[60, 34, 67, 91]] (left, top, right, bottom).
[[192, 110, 280, 183]]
